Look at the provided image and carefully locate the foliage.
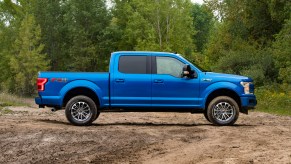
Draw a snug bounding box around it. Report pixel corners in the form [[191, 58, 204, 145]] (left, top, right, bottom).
[[32, 0, 68, 71], [0, 92, 30, 106], [272, 15, 291, 84], [204, 0, 290, 87], [256, 85, 291, 116], [31, 0, 112, 71], [191, 3, 214, 52], [211, 40, 277, 86], [9, 14, 49, 95], [113, 0, 195, 57], [62, 0, 111, 71], [0, 107, 14, 115], [0, 0, 290, 98]]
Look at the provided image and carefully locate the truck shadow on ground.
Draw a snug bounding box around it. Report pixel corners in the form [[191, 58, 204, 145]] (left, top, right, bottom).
[[36, 119, 255, 127]]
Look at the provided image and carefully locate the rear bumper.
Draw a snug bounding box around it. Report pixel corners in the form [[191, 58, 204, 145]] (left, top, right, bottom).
[[35, 96, 62, 108], [35, 97, 42, 104]]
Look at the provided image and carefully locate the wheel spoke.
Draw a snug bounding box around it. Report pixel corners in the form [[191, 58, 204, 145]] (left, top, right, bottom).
[[213, 102, 235, 122], [222, 114, 225, 120], [81, 113, 87, 119], [72, 112, 78, 117], [222, 113, 226, 120], [83, 107, 90, 112], [71, 101, 92, 122]]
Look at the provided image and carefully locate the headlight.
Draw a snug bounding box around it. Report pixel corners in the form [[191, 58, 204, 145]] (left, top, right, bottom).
[[240, 82, 253, 94]]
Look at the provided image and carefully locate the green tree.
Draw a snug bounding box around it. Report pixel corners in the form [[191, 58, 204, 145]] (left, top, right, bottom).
[[272, 15, 291, 84], [0, 0, 20, 91], [10, 14, 49, 95], [191, 3, 214, 52], [32, 0, 68, 71], [204, 0, 291, 58], [62, 0, 111, 71], [113, 0, 195, 56], [203, 0, 290, 84]]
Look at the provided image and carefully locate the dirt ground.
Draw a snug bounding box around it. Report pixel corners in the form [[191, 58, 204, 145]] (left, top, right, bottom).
[[0, 104, 290, 164]]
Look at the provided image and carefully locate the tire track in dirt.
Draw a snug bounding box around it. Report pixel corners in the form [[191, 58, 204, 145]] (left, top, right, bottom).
[[0, 107, 290, 163]]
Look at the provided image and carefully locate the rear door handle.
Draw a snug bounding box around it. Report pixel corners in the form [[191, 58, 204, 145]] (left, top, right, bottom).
[[154, 79, 164, 83], [115, 79, 125, 83]]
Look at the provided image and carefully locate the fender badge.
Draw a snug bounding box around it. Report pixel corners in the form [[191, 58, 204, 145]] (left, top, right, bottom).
[[202, 78, 212, 82], [51, 78, 68, 82]]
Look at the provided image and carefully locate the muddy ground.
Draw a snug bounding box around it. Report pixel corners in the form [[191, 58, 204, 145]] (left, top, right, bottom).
[[0, 104, 290, 164]]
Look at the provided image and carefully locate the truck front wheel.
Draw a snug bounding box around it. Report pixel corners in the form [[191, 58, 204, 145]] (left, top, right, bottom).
[[65, 95, 97, 126], [207, 96, 239, 126]]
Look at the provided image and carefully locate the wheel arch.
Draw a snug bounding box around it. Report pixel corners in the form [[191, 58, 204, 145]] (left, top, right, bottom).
[[59, 80, 104, 108], [62, 87, 100, 108], [205, 88, 241, 112]]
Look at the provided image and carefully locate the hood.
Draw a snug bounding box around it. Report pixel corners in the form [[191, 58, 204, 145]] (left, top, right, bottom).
[[202, 72, 253, 82]]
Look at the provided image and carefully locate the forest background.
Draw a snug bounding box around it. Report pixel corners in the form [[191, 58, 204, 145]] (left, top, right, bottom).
[[0, 0, 290, 115]]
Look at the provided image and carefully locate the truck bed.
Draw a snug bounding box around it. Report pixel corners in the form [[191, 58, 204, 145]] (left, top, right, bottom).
[[36, 72, 110, 108]]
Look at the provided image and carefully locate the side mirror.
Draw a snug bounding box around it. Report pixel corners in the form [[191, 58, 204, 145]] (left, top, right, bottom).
[[182, 64, 197, 78]]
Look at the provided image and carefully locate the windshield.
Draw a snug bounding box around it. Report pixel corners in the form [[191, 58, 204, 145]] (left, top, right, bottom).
[[178, 54, 207, 72]]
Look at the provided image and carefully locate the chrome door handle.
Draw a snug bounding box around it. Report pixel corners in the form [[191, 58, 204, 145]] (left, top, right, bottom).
[[115, 79, 125, 83], [154, 79, 164, 83]]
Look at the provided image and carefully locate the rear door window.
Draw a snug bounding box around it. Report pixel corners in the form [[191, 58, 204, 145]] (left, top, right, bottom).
[[118, 56, 147, 74]]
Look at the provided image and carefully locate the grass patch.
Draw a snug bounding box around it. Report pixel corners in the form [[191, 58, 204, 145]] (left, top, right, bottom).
[[0, 92, 31, 115], [256, 85, 291, 116], [0, 107, 14, 114], [0, 92, 30, 107]]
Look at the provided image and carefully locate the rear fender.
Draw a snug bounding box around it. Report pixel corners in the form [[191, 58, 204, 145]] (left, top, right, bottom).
[[59, 80, 103, 107]]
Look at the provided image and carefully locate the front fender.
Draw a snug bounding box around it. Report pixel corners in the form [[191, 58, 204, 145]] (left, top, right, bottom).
[[201, 82, 242, 108], [59, 80, 103, 106]]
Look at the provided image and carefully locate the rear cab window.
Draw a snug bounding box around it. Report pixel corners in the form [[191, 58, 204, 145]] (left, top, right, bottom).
[[118, 56, 148, 74]]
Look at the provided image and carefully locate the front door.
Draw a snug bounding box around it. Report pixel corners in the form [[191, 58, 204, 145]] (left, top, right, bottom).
[[151, 56, 200, 108]]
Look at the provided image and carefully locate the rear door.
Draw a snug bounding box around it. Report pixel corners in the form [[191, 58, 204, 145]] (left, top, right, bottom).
[[151, 56, 200, 108], [111, 54, 152, 108]]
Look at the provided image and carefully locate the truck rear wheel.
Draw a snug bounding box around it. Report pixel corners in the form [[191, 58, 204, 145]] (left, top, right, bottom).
[[207, 96, 239, 126], [65, 95, 97, 126], [93, 112, 100, 122], [203, 111, 211, 123]]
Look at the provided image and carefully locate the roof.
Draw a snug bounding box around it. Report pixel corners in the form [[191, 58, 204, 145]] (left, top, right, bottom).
[[111, 51, 180, 56]]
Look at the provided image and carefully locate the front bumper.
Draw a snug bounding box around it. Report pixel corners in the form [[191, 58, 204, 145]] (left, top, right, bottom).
[[240, 95, 257, 109]]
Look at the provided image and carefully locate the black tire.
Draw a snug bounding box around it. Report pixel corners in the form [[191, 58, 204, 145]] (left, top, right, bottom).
[[203, 110, 211, 123], [93, 112, 100, 122], [65, 95, 97, 126], [207, 96, 239, 126]]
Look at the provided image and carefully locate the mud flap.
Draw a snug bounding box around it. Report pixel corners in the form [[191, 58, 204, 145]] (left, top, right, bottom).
[[240, 107, 248, 115]]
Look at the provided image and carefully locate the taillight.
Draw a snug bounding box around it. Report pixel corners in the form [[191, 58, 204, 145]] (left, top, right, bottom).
[[37, 78, 48, 91]]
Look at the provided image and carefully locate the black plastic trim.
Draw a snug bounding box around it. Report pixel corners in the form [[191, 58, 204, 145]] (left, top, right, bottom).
[[146, 56, 151, 74], [151, 56, 157, 74], [99, 107, 204, 113]]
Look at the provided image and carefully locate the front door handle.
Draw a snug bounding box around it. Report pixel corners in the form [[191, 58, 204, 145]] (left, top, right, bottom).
[[115, 79, 125, 83], [154, 79, 164, 83]]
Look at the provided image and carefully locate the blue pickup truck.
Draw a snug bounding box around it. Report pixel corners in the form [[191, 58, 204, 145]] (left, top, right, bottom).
[[35, 51, 256, 126]]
